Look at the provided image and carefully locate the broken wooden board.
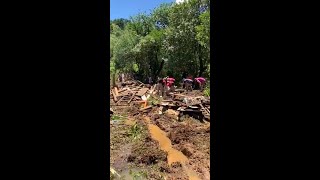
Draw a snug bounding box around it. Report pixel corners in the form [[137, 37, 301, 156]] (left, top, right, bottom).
[[162, 100, 173, 102], [175, 89, 185, 92], [139, 105, 152, 111], [118, 88, 128, 93], [165, 109, 180, 120], [114, 87, 119, 96], [188, 106, 200, 109], [136, 88, 149, 97], [128, 92, 137, 104], [160, 102, 170, 106], [200, 104, 210, 115], [149, 84, 157, 94], [111, 90, 118, 102], [116, 96, 125, 105]]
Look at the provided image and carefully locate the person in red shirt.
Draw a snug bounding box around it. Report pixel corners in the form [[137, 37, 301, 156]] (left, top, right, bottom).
[[194, 77, 206, 91], [163, 76, 175, 93]]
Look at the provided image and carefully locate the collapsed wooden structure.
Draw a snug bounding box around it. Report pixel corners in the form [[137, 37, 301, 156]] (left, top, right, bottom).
[[110, 80, 210, 121]]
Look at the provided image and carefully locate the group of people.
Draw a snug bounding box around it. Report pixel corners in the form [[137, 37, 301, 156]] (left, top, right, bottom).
[[155, 75, 207, 97], [182, 76, 207, 91]]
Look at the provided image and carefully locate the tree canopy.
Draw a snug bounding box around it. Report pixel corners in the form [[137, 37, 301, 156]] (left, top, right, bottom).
[[110, 0, 210, 83]]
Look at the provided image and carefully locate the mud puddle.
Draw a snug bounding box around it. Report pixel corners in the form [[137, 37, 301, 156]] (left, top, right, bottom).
[[145, 117, 201, 180]]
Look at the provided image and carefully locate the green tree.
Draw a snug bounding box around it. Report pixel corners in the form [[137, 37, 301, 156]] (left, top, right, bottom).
[[109, 0, 211, 82]]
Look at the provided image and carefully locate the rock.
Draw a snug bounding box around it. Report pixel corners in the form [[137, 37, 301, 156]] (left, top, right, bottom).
[[152, 114, 160, 120], [181, 144, 194, 157]]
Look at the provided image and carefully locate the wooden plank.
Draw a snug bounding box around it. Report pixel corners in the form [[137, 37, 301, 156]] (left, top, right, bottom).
[[175, 89, 185, 92], [136, 80, 144, 84], [149, 84, 156, 94], [118, 88, 128, 93], [114, 87, 119, 96], [128, 92, 137, 104], [136, 88, 149, 96], [205, 107, 210, 114], [116, 96, 125, 105], [110, 104, 130, 106], [200, 104, 210, 114], [183, 109, 201, 113], [111, 90, 118, 102], [139, 105, 152, 111]]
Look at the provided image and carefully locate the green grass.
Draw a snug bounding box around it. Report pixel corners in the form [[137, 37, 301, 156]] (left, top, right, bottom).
[[111, 114, 127, 121], [203, 86, 210, 97], [127, 123, 144, 140], [129, 170, 148, 180], [147, 96, 159, 106]]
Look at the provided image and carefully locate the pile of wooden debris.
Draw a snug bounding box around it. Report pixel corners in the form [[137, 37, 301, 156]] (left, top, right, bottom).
[[110, 80, 157, 107], [158, 94, 210, 121], [110, 80, 210, 121]]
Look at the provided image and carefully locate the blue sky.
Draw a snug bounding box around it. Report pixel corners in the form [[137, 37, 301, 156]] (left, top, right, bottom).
[[110, 0, 174, 20]]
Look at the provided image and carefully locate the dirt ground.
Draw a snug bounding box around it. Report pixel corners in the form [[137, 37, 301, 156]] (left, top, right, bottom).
[[110, 93, 210, 180]]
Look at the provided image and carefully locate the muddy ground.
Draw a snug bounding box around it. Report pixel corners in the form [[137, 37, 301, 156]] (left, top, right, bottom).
[[110, 91, 210, 180]]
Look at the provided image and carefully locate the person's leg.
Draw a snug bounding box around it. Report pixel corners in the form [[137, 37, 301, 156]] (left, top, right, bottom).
[[186, 83, 190, 91], [171, 85, 175, 92], [157, 83, 161, 96], [189, 83, 193, 91], [161, 84, 165, 97]]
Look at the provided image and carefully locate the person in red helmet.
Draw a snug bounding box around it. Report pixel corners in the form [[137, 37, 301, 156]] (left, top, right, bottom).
[[194, 77, 206, 91]]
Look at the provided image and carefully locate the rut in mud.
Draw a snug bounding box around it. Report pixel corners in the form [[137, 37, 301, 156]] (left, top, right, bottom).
[[145, 117, 201, 180]]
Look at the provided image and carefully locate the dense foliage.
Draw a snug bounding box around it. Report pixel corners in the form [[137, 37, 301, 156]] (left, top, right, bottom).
[[110, 0, 210, 83]]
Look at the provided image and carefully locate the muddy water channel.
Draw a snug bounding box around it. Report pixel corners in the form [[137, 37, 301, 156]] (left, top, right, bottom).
[[146, 118, 201, 180]]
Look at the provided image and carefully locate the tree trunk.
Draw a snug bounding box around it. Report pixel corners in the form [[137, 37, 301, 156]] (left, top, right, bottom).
[[155, 60, 164, 79], [198, 44, 204, 77], [111, 73, 116, 88]]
